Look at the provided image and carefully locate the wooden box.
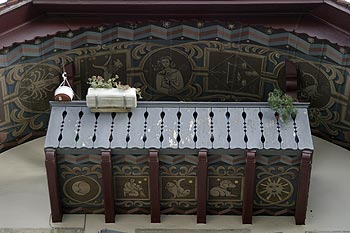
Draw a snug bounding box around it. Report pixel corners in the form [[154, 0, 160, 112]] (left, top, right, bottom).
[[86, 88, 137, 111]]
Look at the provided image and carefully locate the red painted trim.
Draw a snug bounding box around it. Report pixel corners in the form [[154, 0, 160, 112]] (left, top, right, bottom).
[[45, 149, 63, 223], [295, 150, 313, 225], [101, 150, 115, 223], [242, 150, 256, 224], [197, 149, 208, 224], [285, 59, 298, 100], [0, 2, 43, 37], [149, 149, 160, 223]]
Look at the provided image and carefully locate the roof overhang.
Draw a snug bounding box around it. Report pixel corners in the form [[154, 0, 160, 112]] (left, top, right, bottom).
[[0, 0, 349, 49]]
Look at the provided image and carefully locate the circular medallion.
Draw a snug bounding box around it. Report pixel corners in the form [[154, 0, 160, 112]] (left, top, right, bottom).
[[71, 181, 91, 196], [141, 48, 192, 97], [63, 176, 101, 203], [256, 175, 293, 204]]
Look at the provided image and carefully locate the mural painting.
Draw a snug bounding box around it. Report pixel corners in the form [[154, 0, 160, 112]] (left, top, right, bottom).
[[159, 154, 198, 214], [115, 176, 149, 200], [208, 177, 243, 201], [161, 176, 196, 200], [58, 154, 104, 213], [113, 155, 150, 214], [207, 156, 246, 215], [253, 154, 300, 215], [0, 23, 349, 152]]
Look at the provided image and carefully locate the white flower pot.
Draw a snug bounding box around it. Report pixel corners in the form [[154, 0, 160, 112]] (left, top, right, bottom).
[[86, 88, 137, 111], [54, 86, 74, 101]]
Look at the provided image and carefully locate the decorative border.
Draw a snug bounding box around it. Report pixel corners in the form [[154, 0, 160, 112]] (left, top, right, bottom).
[[1, 23, 349, 67]]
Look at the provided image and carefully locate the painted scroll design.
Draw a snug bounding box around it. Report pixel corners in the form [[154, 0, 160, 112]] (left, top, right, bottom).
[[0, 53, 76, 150], [59, 163, 104, 213], [254, 166, 299, 207], [159, 163, 197, 213], [207, 165, 245, 214], [113, 164, 150, 214], [0, 39, 350, 153]]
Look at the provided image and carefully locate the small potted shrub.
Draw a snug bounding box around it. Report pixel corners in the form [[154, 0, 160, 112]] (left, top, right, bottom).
[[267, 88, 297, 122], [86, 75, 142, 112]]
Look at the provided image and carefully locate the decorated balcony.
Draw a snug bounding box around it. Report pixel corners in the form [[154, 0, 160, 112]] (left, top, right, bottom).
[[44, 101, 313, 225]]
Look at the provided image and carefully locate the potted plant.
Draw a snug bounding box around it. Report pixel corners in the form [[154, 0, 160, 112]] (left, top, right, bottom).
[[86, 75, 142, 112], [267, 88, 297, 122]]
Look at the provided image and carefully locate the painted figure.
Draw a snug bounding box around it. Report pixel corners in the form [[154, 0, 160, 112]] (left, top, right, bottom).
[[92, 56, 123, 79], [165, 179, 190, 198], [209, 179, 237, 197], [156, 56, 184, 94], [123, 178, 146, 198]]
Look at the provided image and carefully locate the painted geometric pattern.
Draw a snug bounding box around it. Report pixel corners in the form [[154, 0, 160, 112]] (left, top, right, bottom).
[[253, 154, 300, 216], [1, 22, 349, 68], [113, 154, 150, 214], [57, 160, 104, 214], [160, 154, 198, 214], [207, 154, 245, 215], [57, 154, 102, 164]]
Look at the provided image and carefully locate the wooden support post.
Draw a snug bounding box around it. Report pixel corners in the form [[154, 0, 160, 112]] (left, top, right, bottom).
[[242, 150, 256, 224], [197, 149, 208, 224], [149, 149, 160, 223], [295, 150, 313, 225], [101, 150, 115, 223], [285, 59, 298, 100], [45, 149, 62, 222]]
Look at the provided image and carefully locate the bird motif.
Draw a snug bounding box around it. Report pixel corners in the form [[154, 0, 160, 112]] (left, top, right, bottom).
[[165, 179, 191, 198], [299, 72, 323, 102]]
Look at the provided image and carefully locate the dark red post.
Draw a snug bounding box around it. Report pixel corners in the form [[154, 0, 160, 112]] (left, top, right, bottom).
[[45, 149, 63, 222], [295, 150, 313, 225], [285, 59, 298, 100], [197, 149, 208, 224], [242, 150, 256, 224], [149, 149, 160, 223], [101, 150, 115, 223]]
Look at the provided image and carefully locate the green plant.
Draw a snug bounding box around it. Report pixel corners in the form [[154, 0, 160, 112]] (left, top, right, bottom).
[[267, 88, 297, 122], [87, 75, 117, 88], [87, 74, 142, 99]]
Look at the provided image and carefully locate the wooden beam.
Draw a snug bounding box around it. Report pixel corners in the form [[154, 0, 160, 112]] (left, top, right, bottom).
[[285, 59, 298, 100], [242, 150, 256, 224], [295, 150, 313, 225], [101, 150, 115, 223], [197, 149, 208, 224], [45, 149, 62, 222], [149, 149, 160, 223]]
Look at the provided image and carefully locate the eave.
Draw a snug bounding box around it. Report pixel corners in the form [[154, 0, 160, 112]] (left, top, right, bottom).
[[0, 0, 349, 50]]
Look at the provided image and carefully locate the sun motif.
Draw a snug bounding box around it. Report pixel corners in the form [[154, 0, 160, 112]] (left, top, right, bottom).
[[257, 176, 293, 204]]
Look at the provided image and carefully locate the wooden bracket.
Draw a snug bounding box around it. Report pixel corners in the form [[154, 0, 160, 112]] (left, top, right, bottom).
[[149, 149, 160, 223], [295, 150, 313, 225], [101, 150, 115, 223], [285, 59, 298, 101], [197, 149, 208, 224], [45, 149, 62, 223], [242, 150, 256, 224]]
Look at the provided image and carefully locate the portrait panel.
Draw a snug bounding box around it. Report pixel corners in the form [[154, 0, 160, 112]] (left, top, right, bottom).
[[142, 49, 192, 96]]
